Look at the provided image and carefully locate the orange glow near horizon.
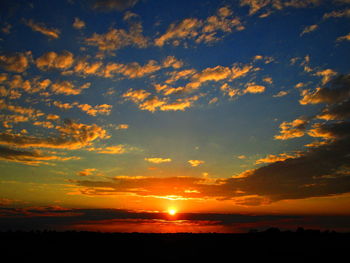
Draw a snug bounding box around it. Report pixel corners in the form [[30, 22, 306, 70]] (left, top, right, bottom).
[[168, 208, 177, 216]]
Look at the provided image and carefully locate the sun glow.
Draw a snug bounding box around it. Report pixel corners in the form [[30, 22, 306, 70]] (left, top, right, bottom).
[[168, 208, 177, 216]]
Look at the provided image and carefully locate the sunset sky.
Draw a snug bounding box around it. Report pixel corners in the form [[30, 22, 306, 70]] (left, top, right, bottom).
[[1, 0, 350, 232]]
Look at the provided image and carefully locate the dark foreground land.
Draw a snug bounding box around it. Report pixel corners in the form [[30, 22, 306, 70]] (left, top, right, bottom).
[[2, 229, 349, 262]]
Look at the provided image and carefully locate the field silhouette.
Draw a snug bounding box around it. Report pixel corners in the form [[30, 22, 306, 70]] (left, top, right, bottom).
[[2, 228, 349, 262]]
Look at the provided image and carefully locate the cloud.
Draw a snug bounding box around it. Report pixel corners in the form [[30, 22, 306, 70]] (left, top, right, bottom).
[[317, 99, 350, 120], [138, 96, 167, 112], [52, 101, 74, 110], [72, 85, 350, 204], [0, 114, 29, 128], [0, 146, 79, 166], [84, 22, 148, 52], [244, 85, 266, 94], [300, 24, 318, 36], [0, 75, 53, 98], [299, 75, 350, 105], [0, 99, 43, 118], [51, 81, 90, 95], [308, 122, 350, 140], [100, 60, 162, 78], [63, 56, 183, 79], [0, 52, 30, 73], [125, 94, 198, 113], [77, 103, 112, 116], [3, 206, 350, 232], [273, 91, 289, 97], [336, 32, 350, 41], [36, 51, 74, 70], [93, 145, 126, 154], [162, 56, 184, 69], [188, 160, 205, 167], [144, 157, 172, 164], [165, 69, 197, 84], [256, 152, 302, 164], [46, 114, 60, 121], [186, 64, 253, 92], [274, 118, 309, 140], [159, 96, 198, 111], [0, 120, 108, 150], [89, 0, 139, 11], [33, 121, 54, 129], [77, 168, 97, 176], [25, 19, 60, 39], [72, 59, 103, 76], [323, 8, 350, 19], [193, 65, 232, 83], [220, 83, 239, 97], [116, 124, 129, 130], [154, 6, 244, 47], [73, 17, 85, 29], [240, 0, 321, 16], [263, 77, 273, 84], [209, 97, 218, 104], [122, 89, 151, 102], [315, 69, 337, 85]]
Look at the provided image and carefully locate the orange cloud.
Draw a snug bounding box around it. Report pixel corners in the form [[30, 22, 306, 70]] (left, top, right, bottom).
[[36, 51, 74, 70], [256, 152, 302, 164], [77, 168, 97, 176], [26, 19, 60, 39], [116, 124, 129, 130], [84, 22, 148, 52], [244, 85, 266, 94], [300, 24, 318, 36], [274, 118, 309, 140], [315, 69, 337, 85], [220, 83, 239, 97], [51, 81, 90, 95], [188, 160, 205, 167], [77, 103, 112, 116], [122, 89, 151, 102], [155, 6, 244, 46], [33, 121, 54, 129], [0, 120, 108, 150], [337, 33, 350, 42], [144, 157, 172, 164], [94, 145, 126, 154], [52, 101, 74, 110], [0, 52, 30, 73], [73, 17, 85, 29]]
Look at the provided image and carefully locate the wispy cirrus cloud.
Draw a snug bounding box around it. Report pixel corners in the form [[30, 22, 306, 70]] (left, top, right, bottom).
[[0, 146, 79, 165], [25, 19, 60, 39]]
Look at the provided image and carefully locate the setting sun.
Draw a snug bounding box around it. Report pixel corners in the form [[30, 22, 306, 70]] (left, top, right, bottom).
[[168, 208, 177, 216]]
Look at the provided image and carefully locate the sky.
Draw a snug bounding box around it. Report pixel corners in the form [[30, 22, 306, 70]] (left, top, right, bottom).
[[0, 0, 350, 233]]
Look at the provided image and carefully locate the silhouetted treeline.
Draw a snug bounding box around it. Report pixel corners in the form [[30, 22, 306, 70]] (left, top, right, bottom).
[[1, 228, 349, 262]]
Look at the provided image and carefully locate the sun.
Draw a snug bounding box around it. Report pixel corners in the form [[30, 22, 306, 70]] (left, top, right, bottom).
[[168, 208, 177, 216]]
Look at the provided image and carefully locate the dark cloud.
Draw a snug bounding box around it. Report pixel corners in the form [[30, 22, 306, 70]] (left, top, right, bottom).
[[88, 0, 138, 11], [0, 146, 79, 165], [318, 99, 350, 120], [1, 206, 350, 232], [300, 74, 350, 105]]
